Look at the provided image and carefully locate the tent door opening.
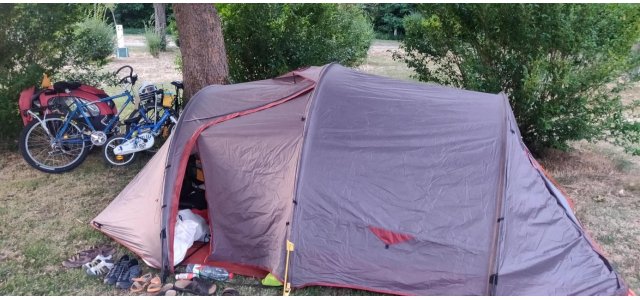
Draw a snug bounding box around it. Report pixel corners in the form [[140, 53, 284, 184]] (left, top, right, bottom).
[[175, 153, 211, 266]]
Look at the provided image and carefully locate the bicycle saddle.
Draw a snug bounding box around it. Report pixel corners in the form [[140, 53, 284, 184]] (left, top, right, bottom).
[[170, 81, 184, 89]]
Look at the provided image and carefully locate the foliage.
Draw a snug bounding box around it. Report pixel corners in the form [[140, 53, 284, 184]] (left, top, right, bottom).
[[217, 3, 374, 82], [144, 27, 162, 58], [167, 12, 179, 47], [72, 18, 115, 66], [398, 4, 640, 155], [363, 4, 416, 39], [113, 4, 153, 29], [0, 4, 84, 142]]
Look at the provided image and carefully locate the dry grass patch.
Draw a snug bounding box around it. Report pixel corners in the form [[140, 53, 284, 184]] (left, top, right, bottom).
[[539, 141, 640, 293]]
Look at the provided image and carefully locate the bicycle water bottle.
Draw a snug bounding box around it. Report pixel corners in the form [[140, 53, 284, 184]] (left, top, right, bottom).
[[185, 264, 234, 281]]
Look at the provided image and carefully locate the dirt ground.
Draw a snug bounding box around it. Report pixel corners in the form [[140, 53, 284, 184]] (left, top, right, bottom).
[[0, 38, 637, 295]]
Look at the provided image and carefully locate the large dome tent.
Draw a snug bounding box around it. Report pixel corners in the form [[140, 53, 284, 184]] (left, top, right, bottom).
[[92, 64, 631, 295]]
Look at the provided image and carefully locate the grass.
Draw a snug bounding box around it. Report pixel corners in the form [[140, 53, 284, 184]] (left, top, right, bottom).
[[0, 39, 638, 295]]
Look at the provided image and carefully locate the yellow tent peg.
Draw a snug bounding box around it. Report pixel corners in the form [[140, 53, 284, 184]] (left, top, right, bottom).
[[283, 240, 295, 296]]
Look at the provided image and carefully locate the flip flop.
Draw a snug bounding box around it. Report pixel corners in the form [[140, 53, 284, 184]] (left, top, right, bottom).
[[146, 276, 163, 294], [173, 278, 217, 296], [130, 273, 153, 293]]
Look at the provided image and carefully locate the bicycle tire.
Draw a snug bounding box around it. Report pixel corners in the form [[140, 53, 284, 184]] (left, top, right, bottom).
[[19, 114, 90, 173], [103, 135, 136, 167]]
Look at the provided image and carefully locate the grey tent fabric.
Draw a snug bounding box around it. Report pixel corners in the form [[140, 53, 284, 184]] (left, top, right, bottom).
[[197, 91, 311, 277], [290, 66, 508, 295], [159, 71, 318, 274], [94, 64, 629, 296], [495, 109, 626, 295]]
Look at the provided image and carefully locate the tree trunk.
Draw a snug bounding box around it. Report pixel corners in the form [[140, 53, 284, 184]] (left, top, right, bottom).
[[154, 3, 167, 51], [173, 3, 229, 102]]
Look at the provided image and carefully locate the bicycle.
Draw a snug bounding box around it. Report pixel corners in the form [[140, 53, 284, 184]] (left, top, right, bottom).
[[102, 82, 181, 166], [19, 65, 139, 173]]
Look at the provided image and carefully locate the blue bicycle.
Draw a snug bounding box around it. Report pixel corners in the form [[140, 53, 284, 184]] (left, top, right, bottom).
[[19, 65, 140, 173], [102, 82, 181, 166]]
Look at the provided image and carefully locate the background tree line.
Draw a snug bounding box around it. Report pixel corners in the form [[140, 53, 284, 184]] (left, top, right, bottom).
[[1, 3, 639, 156]]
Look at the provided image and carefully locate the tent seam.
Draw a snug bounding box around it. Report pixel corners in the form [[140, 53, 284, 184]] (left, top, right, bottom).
[[485, 92, 510, 295]]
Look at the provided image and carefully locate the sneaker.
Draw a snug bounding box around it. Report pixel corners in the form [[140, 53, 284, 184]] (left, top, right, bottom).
[[104, 255, 130, 285], [115, 259, 140, 289]]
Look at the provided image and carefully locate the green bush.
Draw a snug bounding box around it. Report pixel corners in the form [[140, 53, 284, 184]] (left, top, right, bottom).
[[218, 3, 374, 82], [0, 4, 84, 144], [399, 4, 640, 155], [144, 28, 162, 58], [72, 18, 115, 66]]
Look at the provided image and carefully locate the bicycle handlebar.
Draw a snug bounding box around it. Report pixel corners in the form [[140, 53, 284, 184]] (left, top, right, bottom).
[[115, 65, 138, 86]]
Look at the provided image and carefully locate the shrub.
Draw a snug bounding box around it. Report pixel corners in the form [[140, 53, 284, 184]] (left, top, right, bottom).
[[144, 28, 162, 58], [218, 3, 374, 82], [72, 18, 115, 66], [0, 4, 84, 144], [398, 4, 640, 155]]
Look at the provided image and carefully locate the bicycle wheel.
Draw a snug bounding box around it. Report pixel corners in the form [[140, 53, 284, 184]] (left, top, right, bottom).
[[19, 115, 90, 173], [103, 135, 136, 167]]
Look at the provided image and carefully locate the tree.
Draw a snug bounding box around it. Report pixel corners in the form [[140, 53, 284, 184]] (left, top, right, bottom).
[[154, 3, 167, 51], [113, 4, 153, 29], [363, 4, 415, 39], [399, 4, 640, 155], [173, 4, 229, 101], [0, 4, 85, 143], [218, 4, 374, 82]]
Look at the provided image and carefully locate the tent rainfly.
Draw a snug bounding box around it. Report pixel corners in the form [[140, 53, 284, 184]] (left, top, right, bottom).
[[92, 64, 632, 296]]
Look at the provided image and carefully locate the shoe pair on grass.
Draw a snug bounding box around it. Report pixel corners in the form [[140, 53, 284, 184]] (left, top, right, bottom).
[[129, 273, 164, 295], [62, 244, 115, 268], [104, 255, 141, 289]]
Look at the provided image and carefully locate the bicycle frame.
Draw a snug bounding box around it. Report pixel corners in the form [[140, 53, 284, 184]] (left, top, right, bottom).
[[53, 90, 136, 144], [124, 106, 174, 139]]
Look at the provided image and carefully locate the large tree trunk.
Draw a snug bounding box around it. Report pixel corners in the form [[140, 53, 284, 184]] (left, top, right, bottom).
[[153, 3, 167, 51], [173, 4, 228, 102]]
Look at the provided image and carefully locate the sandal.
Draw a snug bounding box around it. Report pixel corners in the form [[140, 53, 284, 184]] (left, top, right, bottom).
[[146, 276, 163, 294], [84, 255, 114, 276], [97, 244, 116, 256], [130, 273, 153, 293], [222, 287, 240, 296], [62, 247, 99, 268], [153, 283, 175, 296], [173, 278, 217, 296], [61, 244, 115, 268]]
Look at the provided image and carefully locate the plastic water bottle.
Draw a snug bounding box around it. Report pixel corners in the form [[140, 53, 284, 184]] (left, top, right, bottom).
[[185, 264, 234, 281], [175, 273, 196, 280]]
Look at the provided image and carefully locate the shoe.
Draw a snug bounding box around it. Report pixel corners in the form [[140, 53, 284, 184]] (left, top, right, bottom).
[[104, 255, 130, 285], [83, 254, 114, 276], [62, 247, 99, 268], [62, 244, 116, 268], [115, 259, 140, 289], [173, 278, 217, 296]]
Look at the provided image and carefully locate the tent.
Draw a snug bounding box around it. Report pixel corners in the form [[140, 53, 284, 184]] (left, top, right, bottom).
[[92, 64, 632, 296]]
